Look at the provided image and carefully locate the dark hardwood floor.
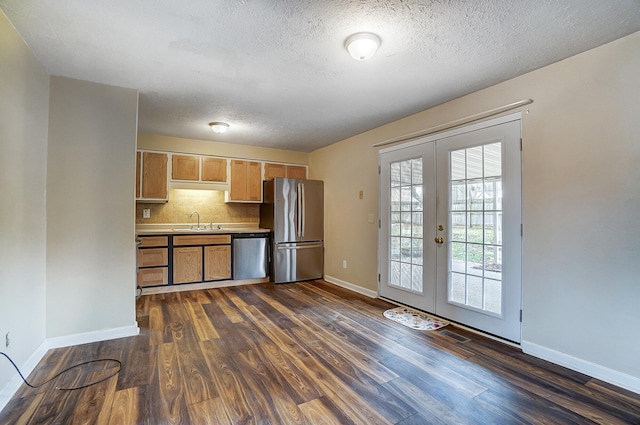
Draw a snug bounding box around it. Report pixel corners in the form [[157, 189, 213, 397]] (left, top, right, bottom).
[[2, 280, 639, 424]]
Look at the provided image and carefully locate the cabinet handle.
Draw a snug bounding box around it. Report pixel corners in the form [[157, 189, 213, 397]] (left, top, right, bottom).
[[434, 237, 444, 244]]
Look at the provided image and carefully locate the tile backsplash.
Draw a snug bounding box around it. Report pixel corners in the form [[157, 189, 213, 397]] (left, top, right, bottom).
[[136, 189, 259, 224]]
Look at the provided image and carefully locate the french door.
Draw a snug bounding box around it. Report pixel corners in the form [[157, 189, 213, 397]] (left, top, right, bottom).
[[379, 117, 522, 342]]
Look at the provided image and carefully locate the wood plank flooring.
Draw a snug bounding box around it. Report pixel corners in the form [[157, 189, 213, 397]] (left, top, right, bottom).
[[2, 280, 639, 424]]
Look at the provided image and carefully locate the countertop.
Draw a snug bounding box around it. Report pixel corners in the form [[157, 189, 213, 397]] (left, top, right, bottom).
[[136, 224, 270, 236]]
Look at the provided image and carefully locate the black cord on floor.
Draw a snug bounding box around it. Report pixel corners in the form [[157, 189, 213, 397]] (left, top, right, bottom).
[[0, 351, 121, 391]]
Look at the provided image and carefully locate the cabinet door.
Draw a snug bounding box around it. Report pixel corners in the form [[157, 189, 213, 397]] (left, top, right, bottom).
[[202, 157, 227, 182], [173, 247, 203, 284], [247, 161, 262, 201], [204, 245, 231, 280], [230, 160, 249, 201], [172, 155, 199, 180], [286, 165, 307, 179], [229, 160, 261, 201], [141, 152, 168, 199], [264, 163, 287, 181]]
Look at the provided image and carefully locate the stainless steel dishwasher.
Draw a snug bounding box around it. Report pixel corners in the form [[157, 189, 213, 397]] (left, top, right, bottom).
[[233, 233, 269, 280]]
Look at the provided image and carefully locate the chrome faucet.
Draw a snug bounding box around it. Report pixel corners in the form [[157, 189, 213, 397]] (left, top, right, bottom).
[[189, 211, 200, 229]]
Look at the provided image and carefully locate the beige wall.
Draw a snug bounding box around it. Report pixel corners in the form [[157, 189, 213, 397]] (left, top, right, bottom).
[[310, 32, 640, 385], [0, 10, 49, 394], [46, 77, 138, 337]]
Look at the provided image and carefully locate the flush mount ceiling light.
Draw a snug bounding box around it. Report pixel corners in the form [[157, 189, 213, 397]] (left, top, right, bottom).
[[209, 121, 229, 134], [345, 32, 381, 61]]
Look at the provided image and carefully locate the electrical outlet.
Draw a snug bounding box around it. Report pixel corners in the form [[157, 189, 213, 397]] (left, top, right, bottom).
[[143, 208, 151, 219], [342, 260, 347, 269], [5, 332, 10, 348]]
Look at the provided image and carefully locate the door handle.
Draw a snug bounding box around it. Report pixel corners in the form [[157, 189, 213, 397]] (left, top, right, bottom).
[[434, 237, 444, 244]]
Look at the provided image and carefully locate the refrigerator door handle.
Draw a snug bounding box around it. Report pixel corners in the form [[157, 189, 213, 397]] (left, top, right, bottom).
[[277, 243, 323, 250], [296, 182, 302, 238], [300, 182, 305, 238]]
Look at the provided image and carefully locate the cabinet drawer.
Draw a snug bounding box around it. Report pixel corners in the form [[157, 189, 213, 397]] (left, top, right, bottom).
[[137, 236, 168, 247], [173, 235, 231, 246], [137, 267, 168, 286], [138, 248, 168, 267]]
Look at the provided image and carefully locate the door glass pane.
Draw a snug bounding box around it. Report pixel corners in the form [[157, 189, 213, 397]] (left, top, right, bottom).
[[389, 157, 423, 293], [448, 143, 503, 315]]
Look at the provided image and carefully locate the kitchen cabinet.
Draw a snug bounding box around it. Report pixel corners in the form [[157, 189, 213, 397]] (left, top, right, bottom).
[[202, 157, 227, 182], [138, 152, 168, 201], [137, 236, 169, 286], [173, 247, 203, 284], [229, 160, 262, 202], [264, 162, 307, 181], [286, 165, 307, 179], [173, 235, 232, 284], [172, 154, 199, 180], [204, 245, 231, 280], [264, 163, 286, 180]]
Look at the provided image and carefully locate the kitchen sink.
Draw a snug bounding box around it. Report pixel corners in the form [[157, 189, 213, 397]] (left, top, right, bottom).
[[172, 228, 226, 233]]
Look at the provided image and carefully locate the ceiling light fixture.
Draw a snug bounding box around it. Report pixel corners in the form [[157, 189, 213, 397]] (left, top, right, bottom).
[[345, 32, 381, 61], [209, 121, 229, 134]]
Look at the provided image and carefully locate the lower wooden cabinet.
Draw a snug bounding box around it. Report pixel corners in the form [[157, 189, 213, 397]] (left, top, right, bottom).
[[173, 247, 203, 284], [137, 236, 169, 287], [137, 268, 169, 286], [173, 234, 232, 284], [205, 245, 231, 280], [138, 233, 235, 287]]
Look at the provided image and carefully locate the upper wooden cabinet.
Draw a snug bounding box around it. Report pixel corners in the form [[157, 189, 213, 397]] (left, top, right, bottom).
[[286, 165, 307, 179], [172, 155, 199, 180], [202, 157, 227, 182], [229, 160, 262, 202], [136, 150, 306, 203], [138, 152, 168, 201], [264, 163, 287, 181], [264, 163, 307, 181]]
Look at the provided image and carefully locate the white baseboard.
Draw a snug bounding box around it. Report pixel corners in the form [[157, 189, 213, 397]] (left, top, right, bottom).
[[46, 323, 140, 350], [0, 340, 49, 412], [323, 275, 378, 298], [140, 278, 267, 295], [522, 340, 640, 395], [0, 323, 139, 412]]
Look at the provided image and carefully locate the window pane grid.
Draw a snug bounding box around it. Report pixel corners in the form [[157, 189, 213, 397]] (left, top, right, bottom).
[[448, 143, 502, 315], [389, 158, 423, 292]]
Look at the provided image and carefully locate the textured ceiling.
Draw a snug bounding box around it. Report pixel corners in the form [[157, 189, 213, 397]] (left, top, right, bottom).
[[1, 1, 639, 152]]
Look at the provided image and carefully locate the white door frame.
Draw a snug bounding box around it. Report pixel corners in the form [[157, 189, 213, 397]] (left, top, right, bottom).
[[378, 112, 522, 342]]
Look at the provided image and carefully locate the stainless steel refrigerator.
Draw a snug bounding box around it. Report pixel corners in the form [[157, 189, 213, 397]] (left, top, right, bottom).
[[260, 178, 324, 283]]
